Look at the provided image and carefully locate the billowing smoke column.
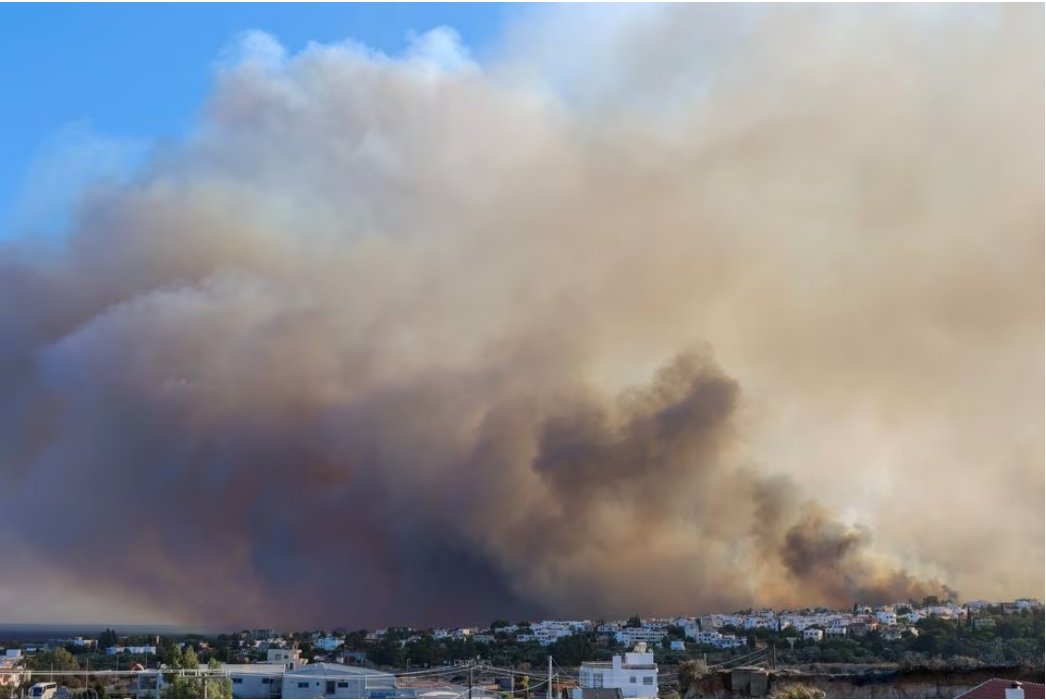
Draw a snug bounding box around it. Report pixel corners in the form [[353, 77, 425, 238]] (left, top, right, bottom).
[[0, 4, 1041, 628]]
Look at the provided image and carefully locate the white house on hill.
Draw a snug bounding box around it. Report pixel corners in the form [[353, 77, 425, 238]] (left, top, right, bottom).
[[579, 644, 658, 699]]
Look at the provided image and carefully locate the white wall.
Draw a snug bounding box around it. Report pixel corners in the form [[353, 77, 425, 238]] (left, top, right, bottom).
[[230, 673, 280, 700], [580, 652, 658, 699]]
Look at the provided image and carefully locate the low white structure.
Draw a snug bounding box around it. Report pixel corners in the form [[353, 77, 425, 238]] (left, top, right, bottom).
[[579, 644, 658, 698], [225, 664, 284, 700], [225, 661, 395, 699], [282, 663, 396, 699], [802, 629, 824, 641]]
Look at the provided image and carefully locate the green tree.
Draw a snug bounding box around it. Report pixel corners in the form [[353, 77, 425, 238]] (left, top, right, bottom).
[[206, 677, 234, 699], [30, 647, 80, 675], [491, 620, 511, 630], [164, 645, 184, 670], [550, 634, 594, 666], [627, 616, 643, 628], [370, 637, 405, 667], [162, 676, 194, 699], [98, 629, 119, 650], [183, 645, 199, 670], [344, 630, 368, 649]]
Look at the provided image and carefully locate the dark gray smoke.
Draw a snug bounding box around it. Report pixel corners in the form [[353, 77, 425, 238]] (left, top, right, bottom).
[[0, 4, 1040, 627]]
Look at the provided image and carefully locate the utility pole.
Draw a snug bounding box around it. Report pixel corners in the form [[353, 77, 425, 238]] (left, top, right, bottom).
[[547, 656, 553, 700], [468, 661, 473, 700]]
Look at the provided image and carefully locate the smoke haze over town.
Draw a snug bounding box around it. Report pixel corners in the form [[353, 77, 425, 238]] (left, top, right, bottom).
[[0, 4, 1041, 628]]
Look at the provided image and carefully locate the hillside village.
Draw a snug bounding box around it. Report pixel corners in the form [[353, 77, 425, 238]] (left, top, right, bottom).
[[0, 597, 1042, 699]]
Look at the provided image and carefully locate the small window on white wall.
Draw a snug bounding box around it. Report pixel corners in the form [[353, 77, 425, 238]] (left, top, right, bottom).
[[644, 676, 654, 685], [630, 676, 637, 683]]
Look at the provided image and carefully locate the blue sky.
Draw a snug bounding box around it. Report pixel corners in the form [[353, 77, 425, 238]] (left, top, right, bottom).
[[0, 3, 518, 239]]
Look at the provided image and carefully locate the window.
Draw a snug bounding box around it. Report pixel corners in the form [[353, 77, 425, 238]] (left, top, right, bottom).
[[262, 678, 271, 684], [232, 678, 243, 685], [338, 682, 349, 688], [630, 676, 637, 684], [298, 682, 310, 688], [644, 676, 654, 685]]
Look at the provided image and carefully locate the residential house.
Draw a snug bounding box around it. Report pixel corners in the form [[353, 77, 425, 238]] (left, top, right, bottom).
[[876, 611, 898, 626], [848, 622, 879, 637], [264, 648, 304, 665], [579, 645, 658, 699], [802, 629, 824, 641], [614, 628, 666, 647], [0, 654, 30, 692], [535, 623, 575, 646], [690, 631, 744, 649], [336, 651, 367, 665], [316, 636, 342, 652]]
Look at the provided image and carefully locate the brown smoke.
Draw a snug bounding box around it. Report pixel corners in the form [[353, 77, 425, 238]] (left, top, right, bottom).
[[0, 4, 1041, 627]]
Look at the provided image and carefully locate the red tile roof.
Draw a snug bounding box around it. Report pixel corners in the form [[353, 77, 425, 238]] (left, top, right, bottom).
[[955, 679, 1046, 699]]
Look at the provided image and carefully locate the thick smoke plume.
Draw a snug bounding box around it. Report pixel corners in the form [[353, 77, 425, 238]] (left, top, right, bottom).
[[0, 5, 1041, 627]]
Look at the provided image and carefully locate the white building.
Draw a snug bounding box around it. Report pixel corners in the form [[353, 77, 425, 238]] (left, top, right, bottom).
[[533, 622, 575, 646], [579, 645, 658, 699], [225, 664, 285, 700], [225, 661, 396, 699], [875, 611, 897, 626], [264, 648, 303, 665], [690, 631, 745, 649], [0, 655, 30, 693], [614, 628, 667, 647], [802, 629, 824, 641], [316, 637, 342, 652], [282, 663, 396, 699]]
